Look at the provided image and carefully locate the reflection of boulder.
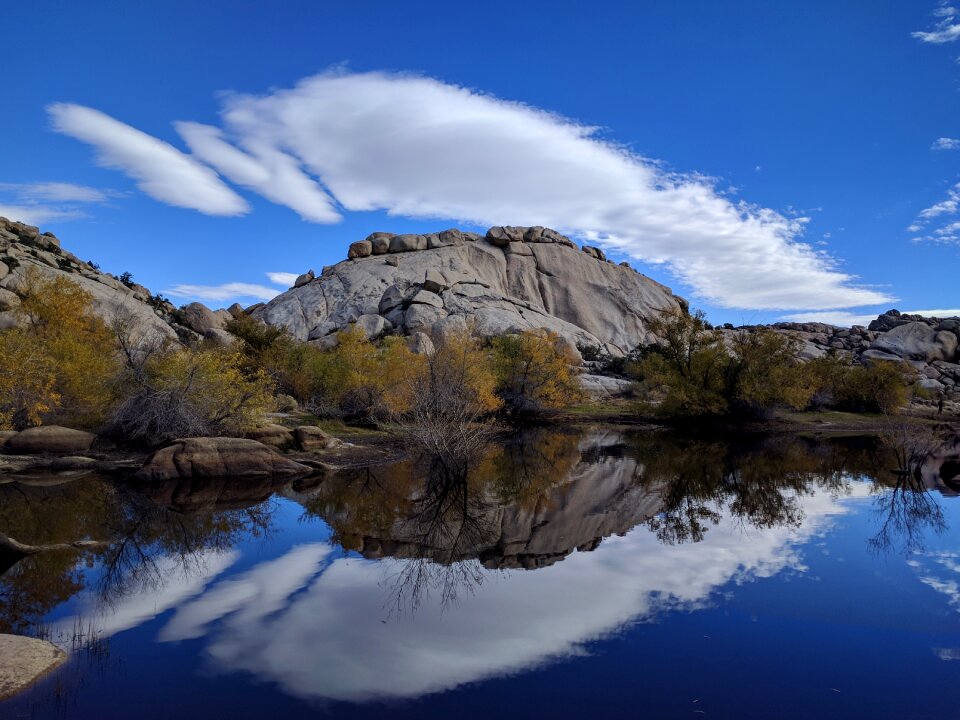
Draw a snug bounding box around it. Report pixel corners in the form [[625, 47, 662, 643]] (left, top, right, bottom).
[[131, 475, 294, 513], [307, 431, 665, 569]]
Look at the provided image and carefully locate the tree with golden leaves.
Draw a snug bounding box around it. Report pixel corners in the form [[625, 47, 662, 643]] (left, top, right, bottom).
[[0, 268, 120, 428], [491, 329, 584, 416]]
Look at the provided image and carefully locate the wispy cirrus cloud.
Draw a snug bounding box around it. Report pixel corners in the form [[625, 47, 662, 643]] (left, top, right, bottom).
[[909, 183, 960, 245], [0, 181, 123, 225], [913, 4, 960, 43], [164, 282, 281, 303], [783, 307, 960, 327], [164, 271, 299, 304], [48, 103, 248, 217], [266, 271, 299, 286], [932, 137, 960, 150], [50, 71, 891, 311], [176, 122, 339, 222]]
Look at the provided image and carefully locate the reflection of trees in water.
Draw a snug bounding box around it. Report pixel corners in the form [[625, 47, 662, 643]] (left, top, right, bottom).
[[2, 428, 957, 630], [635, 435, 882, 545], [869, 471, 946, 554], [0, 476, 276, 634], [868, 422, 950, 554]]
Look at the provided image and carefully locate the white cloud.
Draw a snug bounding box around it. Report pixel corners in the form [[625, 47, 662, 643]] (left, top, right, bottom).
[[266, 271, 299, 286], [780, 310, 880, 326], [47, 103, 249, 216], [0, 181, 117, 203], [48, 550, 237, 644], [0, 181, 123, 225], [783, 307, 960, 326], [0, 203, 87, 225], [164, 282, 282, 302], [913, 6, 960, 43], [933, 137, 960, 150], [910, 183, 960, 245], [176, 122, 339, 222], [51, 72, 891, 311], [154, 486, 866, 702]]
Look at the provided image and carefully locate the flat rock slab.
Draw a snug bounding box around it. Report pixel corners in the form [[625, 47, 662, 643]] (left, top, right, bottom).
[[0, 634, 66, 700]]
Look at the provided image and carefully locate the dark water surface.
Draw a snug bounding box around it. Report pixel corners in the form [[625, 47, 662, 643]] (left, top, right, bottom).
[[3, 427, 960, 719]]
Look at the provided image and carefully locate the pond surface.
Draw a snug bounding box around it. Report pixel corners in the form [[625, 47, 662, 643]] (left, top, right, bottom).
[[3, 427, 960, 719]]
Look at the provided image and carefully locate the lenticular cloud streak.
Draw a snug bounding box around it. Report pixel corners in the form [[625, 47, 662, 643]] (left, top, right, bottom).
[[50, 70, 891, 311]]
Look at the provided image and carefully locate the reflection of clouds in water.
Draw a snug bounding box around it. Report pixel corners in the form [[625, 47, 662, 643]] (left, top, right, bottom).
[[911, 552, 960, 612], [154, 489, 860, 702], [159, 545, 331, 641], [50, 550, 238, 644]]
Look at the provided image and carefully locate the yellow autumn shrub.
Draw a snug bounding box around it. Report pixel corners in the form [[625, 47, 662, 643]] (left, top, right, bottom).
[[491, 329, 584, 414], [0, 268, 120, 428]]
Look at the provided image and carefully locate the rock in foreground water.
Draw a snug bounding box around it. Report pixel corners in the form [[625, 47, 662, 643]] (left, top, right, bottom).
[[135, 437, 312, 481], [0, 634, 66, 700]]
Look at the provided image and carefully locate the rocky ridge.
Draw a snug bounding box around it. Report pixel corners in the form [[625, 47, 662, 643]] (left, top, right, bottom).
[[736, 310, 960, 399], [0, 217, 239, 346], [253, 225, 688, 357]]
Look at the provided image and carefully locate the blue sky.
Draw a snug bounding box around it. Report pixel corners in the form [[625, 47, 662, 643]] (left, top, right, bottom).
[[3, 0, 959, 326]]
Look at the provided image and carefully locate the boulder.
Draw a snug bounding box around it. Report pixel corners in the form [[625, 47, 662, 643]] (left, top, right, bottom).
[[406, 332, 435, 355], [378, 285, 407, 314], [409, 289, 444, 308], [0, 634, 66, 700], [293, 425, 340, 452], [367, 232, 395, 255], [182, 302, 227, 335], [203, 328, 237, 347], [309, 335, 339, 352], [247, 424, 295, 449], [226, 302, 246, 319], [0, 261, 8, 280], [0, 430, 16, 447], [579, 374, 634, 400], [861, 348, 905, 365], [6, 426, 96, 454], [135, 437, 311, 481], [404, 303, 446, 333], [423, 268, 448, 294], [355, 313, 389, 340], [294, 270, 315, 288], [439, 228, 464, 245], [582, 245, 607, 261], [0, 287, 19, 311], [389, 234, 427, 253], [485, 226, 526, 246], [869, 322, 958, 363], [348, 240, 373, 259], [0, 311, 25, 330]]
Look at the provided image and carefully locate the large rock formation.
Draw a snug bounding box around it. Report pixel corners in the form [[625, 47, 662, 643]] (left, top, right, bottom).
[[254, 226, 686, 356], [0, 217, 178, 343], [733, 309, 960, 399]]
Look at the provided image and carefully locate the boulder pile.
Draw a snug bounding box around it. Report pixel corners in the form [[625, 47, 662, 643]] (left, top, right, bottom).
[[254, 225, 687, 357], [732, 310, 960, 398]]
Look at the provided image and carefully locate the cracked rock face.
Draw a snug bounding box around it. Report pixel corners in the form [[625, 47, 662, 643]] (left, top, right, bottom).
[[0, 216, 179, 344], [253, 226, 685, 356]]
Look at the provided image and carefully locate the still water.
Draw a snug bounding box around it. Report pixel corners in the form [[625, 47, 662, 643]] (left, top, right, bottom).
[[3, 427, 960, 719]]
